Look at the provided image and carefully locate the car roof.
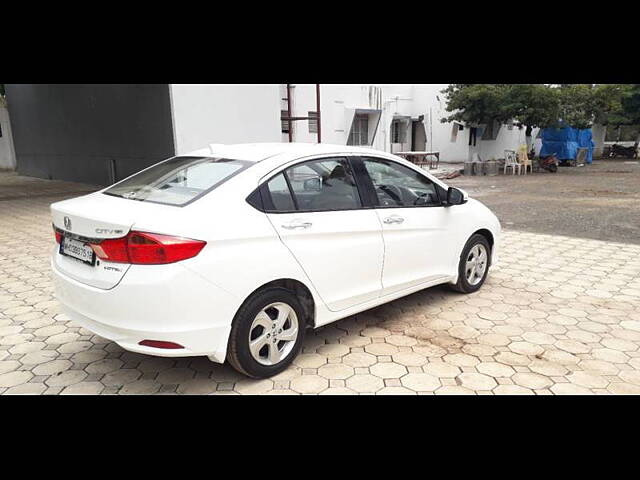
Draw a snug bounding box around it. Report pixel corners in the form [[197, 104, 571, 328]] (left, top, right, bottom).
[[184, 143, 390, 163], [181, 142, 450, 203]]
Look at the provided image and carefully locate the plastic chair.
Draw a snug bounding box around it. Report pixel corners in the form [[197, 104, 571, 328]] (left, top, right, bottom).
[[504, 150, 520, 175], [517, 144, 532, 175]]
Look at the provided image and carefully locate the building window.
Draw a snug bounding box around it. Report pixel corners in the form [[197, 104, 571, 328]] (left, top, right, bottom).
[[348, 114, 369, 146], [308, 111, 318, 134], [391, 119, 407, 144], [451, 123, 460, 143], [281, 110, 290, 134], [481, 120, 501, 140]]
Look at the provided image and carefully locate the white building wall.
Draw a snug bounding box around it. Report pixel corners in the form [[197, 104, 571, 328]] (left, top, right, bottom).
[[284, 84, 537, 163], [0, 102, 16, 170], [168, 84, 537, 163], [169, 84, 282, 154]]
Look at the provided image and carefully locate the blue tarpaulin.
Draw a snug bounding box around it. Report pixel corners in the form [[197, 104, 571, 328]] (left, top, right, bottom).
[[540, 127, 594, 164]]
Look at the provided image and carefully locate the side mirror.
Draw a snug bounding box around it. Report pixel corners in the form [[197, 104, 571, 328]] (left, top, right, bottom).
[[304, 177, 322, 192], [446, 187, 467, 206]]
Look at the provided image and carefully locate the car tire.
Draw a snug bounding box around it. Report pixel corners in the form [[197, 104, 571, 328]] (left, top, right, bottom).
[[450, 234, 491, 294], [227, 287, 306, 378]]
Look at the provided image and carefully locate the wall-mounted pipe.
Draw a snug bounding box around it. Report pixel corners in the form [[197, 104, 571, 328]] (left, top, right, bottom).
[[286, 84, 293, 143]]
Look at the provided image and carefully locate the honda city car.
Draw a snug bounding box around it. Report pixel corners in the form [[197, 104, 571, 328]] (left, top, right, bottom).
[[51, 143, 501, 378]]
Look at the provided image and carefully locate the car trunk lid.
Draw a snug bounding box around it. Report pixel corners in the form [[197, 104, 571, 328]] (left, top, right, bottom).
[[51, 192, 178, 289]]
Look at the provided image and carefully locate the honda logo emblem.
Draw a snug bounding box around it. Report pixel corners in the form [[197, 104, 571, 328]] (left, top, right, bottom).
[[64, 216, 72, 230]]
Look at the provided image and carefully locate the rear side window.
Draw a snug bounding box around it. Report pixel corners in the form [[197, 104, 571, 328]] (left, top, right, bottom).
[[266, 173, 295, 211], [285, 158, 361, 212], [104, 156, 250, 206]]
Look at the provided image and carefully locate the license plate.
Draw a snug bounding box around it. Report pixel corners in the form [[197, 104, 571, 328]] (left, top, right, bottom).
[[60, 236, 96, 265]]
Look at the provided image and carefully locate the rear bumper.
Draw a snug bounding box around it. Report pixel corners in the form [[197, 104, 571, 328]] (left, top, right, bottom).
[[52, 259, 241, 362]]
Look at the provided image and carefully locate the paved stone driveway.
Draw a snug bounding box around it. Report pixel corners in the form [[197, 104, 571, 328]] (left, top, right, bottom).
[[1, 173, 640, 394]]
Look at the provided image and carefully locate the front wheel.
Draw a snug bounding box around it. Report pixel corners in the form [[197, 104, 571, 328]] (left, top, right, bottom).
[[227, 287, 306, 378], [450, 234, 491, 293]]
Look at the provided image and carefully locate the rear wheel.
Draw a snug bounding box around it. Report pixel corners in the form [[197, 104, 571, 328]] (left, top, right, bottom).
[[451, 234, 491, 293], [227, 288, 306, 378]]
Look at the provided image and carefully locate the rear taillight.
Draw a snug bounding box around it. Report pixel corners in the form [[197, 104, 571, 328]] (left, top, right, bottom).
[[90, 237, 128, 263], [90, 231, 206, 265], [54, 227, 62, 244]]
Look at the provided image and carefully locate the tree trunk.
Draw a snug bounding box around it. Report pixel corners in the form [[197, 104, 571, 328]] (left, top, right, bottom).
[[525, 125, 533, 152], [592, 123, 607, 158], [467, 126, 481, 162]]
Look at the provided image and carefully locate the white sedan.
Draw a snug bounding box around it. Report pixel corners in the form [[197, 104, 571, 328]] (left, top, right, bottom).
[[51, 143, 501, 378]]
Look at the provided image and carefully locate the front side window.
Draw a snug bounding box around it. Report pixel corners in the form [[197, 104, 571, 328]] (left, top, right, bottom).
[[362, 158, 441, 207], [104, 156, 249, 206], [265, 158, 362, 212]]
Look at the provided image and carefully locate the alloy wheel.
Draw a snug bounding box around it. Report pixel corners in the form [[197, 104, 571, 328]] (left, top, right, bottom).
[[465, 244, 488, 286], [248, 302, 299, 366]]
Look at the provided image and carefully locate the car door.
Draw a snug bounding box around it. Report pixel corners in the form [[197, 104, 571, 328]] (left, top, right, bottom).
[[263, 156, 384, 312], [358, 156, 457, 296]]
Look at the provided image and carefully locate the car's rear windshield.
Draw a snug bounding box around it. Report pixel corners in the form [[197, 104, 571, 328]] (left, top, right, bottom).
[[103, 156, 251, 206]]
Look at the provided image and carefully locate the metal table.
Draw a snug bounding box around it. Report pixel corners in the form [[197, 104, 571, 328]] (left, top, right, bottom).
[[394, 151, 440, 169]]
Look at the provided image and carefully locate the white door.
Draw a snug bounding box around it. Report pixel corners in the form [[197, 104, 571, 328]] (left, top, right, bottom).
[[264, 157, 384, 311], [360, 157, 457, 295]]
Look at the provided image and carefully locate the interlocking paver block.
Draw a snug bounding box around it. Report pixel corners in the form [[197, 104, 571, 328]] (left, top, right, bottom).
[[458, 373, 497, 391], [346, 374, 384, 393], [370, 362, 408, 379], [292, 353, 327, 369], [316, 344, 350, 358], [1, 174, 640, 395], [0, 371, 33, 388], [44, 370, 87, 387], [32, 359, 72, 376], [60, 382, 104, 395], [343, 352, 377, 368], [119, 379, 162, 395], [289, 375, 327, 394], [318, 363, 354, 380], [401, 373, 440, 392], [476, 362, 515, 378]]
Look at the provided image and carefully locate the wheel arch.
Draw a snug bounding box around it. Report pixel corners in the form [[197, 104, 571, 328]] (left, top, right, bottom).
[[452, 228, 495, 283], [473, 228, 494, 252], [235, 278, 317, 329]]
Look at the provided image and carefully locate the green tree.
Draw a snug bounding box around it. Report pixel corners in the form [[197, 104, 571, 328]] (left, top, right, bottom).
[[440, 84, 512, 126], [555, 84, 603, 129], [620, 84, 640, 125], [440, 84, 520, 160], [503, 84, 560, 130], [443, 83, 632, 131], [619, 84, 640, 145], [440, 84, 640, 158], [591, 84, 631, 126]]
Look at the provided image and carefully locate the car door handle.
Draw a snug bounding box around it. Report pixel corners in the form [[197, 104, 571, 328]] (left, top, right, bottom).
[[383, 215, 405, 224], [281, 221, 313, 230]]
